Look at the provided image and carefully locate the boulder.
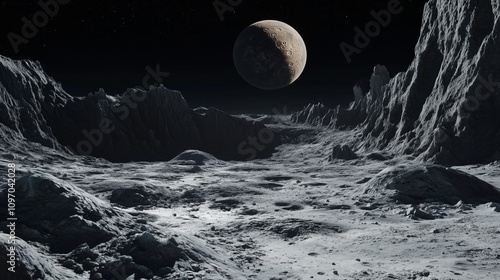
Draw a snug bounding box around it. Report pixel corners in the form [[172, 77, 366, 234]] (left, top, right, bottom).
[[354, 164, 500, 204]]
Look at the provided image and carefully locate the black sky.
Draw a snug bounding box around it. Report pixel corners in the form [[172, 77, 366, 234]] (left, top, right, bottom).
[[0, 0, 429, 113]]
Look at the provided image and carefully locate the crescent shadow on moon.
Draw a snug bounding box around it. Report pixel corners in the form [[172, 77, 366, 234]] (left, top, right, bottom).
[[233, 20, 307, 90]]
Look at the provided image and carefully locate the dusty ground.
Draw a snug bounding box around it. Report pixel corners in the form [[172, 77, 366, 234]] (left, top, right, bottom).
[[1, 118, 500, 280]]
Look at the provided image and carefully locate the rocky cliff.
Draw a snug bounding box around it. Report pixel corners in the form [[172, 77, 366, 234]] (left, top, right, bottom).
[[0, 56, 71, 150], [293, 0, 500, 165]]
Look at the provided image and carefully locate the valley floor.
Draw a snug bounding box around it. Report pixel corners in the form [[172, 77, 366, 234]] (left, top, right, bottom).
[[1, 118, 500, 280]]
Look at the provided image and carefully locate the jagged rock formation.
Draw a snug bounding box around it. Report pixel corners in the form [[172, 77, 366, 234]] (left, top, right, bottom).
[[0, 57, 71, 150], [290, 103, 335, 127], [330, 144, 358, 160], [293, 0, 500, 165], [353, 164, 500, 204], [0, 55, 279, 162]]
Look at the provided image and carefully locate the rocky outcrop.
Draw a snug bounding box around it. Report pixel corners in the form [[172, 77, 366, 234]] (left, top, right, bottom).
[[330, 144, 358, 160], [0, 55, 279, 162], [0, 233, 82, 280], [50, 86, 203, 162], [0, 56, 71, 149], [0, 172, 129, 253], [293, 0, 500, 165], [0, 173, 218, 279], [354, 164, 500, 204], [290, 103, 335, 127]]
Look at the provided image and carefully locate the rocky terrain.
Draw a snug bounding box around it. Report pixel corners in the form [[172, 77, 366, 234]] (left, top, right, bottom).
[[0, 56, 279, 162], [293, 0, 500, 166], [1, 0, 500, 280], [1, 131, 500, 279]]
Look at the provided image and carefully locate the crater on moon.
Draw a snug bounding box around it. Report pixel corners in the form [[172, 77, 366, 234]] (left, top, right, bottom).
[[233, 20, 307, 90]]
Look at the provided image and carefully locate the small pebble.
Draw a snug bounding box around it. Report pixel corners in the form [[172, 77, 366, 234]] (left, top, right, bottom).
[[421, 269, 430, 276]]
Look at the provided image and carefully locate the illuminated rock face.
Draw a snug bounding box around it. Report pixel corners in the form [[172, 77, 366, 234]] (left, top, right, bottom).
[[0, 55, 279, 162], [0, 56, 70, 150], [293, 0, 500, 165]]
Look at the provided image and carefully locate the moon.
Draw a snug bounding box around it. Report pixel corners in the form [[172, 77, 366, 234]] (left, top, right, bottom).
[[233, 20, 307, 90]]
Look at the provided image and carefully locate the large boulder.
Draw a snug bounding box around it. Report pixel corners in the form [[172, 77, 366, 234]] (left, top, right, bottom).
[[353, 164, 500, 204]]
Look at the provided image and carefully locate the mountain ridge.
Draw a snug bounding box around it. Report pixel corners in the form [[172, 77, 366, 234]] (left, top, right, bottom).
[[0, 55, 279, 162], [292, 0, 500, 165]]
